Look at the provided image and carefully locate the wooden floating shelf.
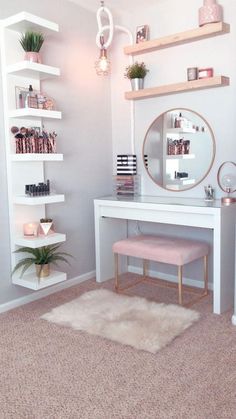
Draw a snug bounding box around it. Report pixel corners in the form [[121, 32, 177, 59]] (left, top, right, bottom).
[[124, 22, 230, 56], [7, 61, 60, 80], [14, 233, 66, 248], [3, 11, 58, 33], [9, 108, 62, 120], [11, 153, 63, 162], [13, 194, 65, 205], [125, 76, 230, 101], [12, 270, 66, 290]]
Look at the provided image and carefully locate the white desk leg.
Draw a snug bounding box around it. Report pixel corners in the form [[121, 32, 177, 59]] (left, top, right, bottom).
[[214, 208, 235, 314], [94, 209, 127, 283], [232, 224, 236, 325]]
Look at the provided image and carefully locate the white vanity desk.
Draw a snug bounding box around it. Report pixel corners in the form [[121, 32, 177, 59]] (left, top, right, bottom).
[[94, 195, 236, 314]]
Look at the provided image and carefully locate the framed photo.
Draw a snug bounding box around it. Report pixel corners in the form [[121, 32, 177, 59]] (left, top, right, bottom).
[[136, 25, 149, 44]]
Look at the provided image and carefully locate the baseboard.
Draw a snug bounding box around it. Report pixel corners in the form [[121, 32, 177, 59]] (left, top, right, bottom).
[[0, 270, 95, 314], [128, 265, 213, 291]]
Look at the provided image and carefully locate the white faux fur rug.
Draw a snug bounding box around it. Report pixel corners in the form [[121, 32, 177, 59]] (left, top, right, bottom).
[[42, 289, 200, 353]]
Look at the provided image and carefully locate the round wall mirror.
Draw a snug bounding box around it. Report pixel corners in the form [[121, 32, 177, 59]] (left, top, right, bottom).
[[143, 108, 216, 191]]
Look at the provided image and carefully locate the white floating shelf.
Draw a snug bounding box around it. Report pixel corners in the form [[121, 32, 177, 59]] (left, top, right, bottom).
[[9, 108, 62, 120], [12, 270, 66, 290], [11, 153, 63, 162], [13, 194, 65, 205], [3, 12, 58, 33], [15, 233, 66, 248], [166, 154, 195, 160], [166, 128, 196, 134], [167, 178, 196, 185], [6, 61, 60, 80]]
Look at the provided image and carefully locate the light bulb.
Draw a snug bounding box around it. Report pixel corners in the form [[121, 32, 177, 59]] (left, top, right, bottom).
[[95, 48, 110, 76], [222, 173, 236, 193]]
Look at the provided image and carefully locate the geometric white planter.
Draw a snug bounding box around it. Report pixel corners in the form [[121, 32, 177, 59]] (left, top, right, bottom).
[[40, 222, 53, 236]]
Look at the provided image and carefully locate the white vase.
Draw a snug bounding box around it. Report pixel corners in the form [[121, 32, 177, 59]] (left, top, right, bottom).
[[131, 78, 144, 91], [40, 222, 53, 236]]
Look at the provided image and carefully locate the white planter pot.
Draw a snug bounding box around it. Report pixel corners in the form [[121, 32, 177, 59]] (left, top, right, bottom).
[[40, 222, 53, 236]]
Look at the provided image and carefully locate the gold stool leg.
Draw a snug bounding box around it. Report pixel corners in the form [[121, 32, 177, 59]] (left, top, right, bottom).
[[178, 265, 183, 305], [204, 255, 208, 295], [143, 259, 149, 279], [114, 253, 119, 292]]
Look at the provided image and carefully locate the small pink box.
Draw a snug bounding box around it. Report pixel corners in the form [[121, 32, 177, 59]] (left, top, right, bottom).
[[198, 68, 214, 79]]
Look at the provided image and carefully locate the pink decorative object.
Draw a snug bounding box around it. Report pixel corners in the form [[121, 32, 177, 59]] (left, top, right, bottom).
[[199, 0, 223, 27], [24, 51, 42, 63], [23, 222, 39, 237]]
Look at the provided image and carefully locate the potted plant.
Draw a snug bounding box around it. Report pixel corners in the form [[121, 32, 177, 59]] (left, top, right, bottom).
[[19, 31, 44, 63], [124, 61, 149, 91], [12, 244, 72, 280], [40, 217, 53, 236]]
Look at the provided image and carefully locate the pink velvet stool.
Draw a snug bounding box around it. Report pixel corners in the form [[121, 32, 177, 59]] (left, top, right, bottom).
[[112, 235, 209, 305]]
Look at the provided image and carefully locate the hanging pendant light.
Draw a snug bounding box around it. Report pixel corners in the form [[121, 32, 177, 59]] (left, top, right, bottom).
[[94, 35, 111, 76]]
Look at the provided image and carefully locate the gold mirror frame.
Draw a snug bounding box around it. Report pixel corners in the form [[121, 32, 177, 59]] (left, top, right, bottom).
[[142, 108, 216, 192]]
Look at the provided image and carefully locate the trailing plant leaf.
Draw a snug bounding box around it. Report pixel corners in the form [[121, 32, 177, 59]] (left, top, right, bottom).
[[19, 31, 44, 52]]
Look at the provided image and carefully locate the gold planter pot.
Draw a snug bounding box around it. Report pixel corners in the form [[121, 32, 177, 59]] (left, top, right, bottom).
[[35, 263, 50, 279]]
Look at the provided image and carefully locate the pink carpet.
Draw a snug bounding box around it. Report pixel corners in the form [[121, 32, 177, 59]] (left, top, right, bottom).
[[0, 274, 235, 419]]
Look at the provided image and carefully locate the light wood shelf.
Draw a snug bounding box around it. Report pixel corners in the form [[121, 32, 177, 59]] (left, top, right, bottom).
[[14, 232, 66, 248], [125, 76, 230, 101], [124, 22, 230, 56], [12, 270, 66, 290], [7, 61, 60, 80]]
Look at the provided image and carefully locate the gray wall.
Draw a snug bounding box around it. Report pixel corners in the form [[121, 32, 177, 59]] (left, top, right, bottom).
[[0, 0, 112, 304]]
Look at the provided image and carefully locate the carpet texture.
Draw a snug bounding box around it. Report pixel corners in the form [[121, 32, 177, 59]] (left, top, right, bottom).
[[41, 289, 199, 353], [0, 275, 236, 419]]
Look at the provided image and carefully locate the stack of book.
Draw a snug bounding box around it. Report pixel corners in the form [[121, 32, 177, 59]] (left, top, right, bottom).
[[113, 175, 140, 197]]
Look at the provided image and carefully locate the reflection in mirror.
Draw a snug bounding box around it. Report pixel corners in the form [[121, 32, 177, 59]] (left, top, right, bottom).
[[143, 108, 215, 191]]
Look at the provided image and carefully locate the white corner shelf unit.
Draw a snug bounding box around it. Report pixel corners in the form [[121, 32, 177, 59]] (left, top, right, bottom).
[[9, 108, 62, 119], [0, 12, 67, 289], [14, 232, 66, 248], [10, 153, 63, 161], [7, 61, 60, 79]]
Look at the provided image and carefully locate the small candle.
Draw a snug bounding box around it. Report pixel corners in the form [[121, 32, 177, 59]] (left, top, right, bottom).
[[23, 222, 39, 237]]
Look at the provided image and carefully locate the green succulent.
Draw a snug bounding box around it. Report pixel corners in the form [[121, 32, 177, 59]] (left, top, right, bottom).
[[19, 31, 44, 52], [12, 244, 72, 278], [124, 62, 149, 79]]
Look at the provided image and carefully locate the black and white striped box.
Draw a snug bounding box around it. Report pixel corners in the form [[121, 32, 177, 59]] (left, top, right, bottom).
[[117, 154, 137, 175]]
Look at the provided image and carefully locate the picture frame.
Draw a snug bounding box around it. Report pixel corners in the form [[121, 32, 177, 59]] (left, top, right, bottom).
[[136, 25, 149, 44]]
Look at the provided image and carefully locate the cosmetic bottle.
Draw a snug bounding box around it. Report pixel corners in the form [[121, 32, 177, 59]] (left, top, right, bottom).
[[25, 85, 38, 109], [19, 93, 24, 108]]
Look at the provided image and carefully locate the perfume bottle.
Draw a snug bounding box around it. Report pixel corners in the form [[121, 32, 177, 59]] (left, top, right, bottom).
[[25, 85, 38, 109]]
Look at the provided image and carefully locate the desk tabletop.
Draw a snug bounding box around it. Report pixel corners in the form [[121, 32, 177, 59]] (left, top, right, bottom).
[[95, 195, 231, 209]]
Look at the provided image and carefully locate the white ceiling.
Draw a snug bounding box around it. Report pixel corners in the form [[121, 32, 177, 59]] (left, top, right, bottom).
[[69, 0, 159, 13]]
